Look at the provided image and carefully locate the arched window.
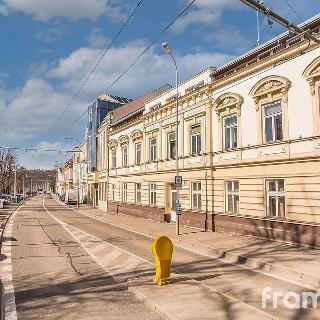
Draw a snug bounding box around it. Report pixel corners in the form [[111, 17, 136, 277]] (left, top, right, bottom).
[[213, 92, 243, 150], [303, 57, 320, 135], [249, 75, 291, 144], [119, 135, 129, 167], [108, 139, 118, 169], [131, 130, 143, 165]]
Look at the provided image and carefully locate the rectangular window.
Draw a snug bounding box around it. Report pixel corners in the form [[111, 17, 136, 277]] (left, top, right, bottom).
[[135, 183, 141, 204], [192, 182, 202, 210], [225, 181, 239, 214], [149, 138, 157, 161], [263, 101, 283, 143], [266, 179, 285, 218], [191, 125, 201, 154], [110, 184, 115, 201], [122, 146, 128, 167], [111, 150, 116, 169], [223, 115, 237, 149], [122, 183, 127, 202], [167, 132, 176, 159], [135, 142, 142, 165], [150, 183, 157, 206]]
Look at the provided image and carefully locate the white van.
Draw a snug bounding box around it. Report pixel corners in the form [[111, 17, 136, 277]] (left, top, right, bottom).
[[64, 189, 78, 205]]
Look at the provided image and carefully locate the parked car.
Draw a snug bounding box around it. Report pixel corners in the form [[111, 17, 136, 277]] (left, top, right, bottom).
[[0, 198, 5, 208], [44, 193, 52, 199], [64, 189, 78, 205], [0, 195, 10, 204], [59, 194, 65, 202]]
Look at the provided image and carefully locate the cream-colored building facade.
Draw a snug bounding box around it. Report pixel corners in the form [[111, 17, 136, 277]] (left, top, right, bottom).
[[93, 16, 320, 245]]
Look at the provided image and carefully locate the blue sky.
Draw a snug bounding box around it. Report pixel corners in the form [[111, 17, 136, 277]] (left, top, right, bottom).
[[0, 0, 319, 168]]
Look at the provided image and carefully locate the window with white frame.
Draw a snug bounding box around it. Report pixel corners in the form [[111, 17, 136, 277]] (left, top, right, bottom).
[[192, 182, 202, 210], [149, 138, 157, 161], [135, 142, 142, 165], [263, 101, 283, 143], [111, 150, 116, 169], [110, 183, 115, 201], [135, 183, 141, 204], [150, 183, 157, 205], [122, 183, 127, 202], [104, 182, 107, 201], [122, 146, 128, 167], [225, 181, 239, 214], [266, 179, 285, 218], [191, 125, 201, 154], [223, 115, 237, 149], [167, 132, 176, 159]]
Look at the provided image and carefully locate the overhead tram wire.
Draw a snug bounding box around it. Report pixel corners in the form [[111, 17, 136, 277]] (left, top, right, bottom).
[[0, 146, 77, 153], [283, 0, 304, 23], [62, 0, 198, 137], [44, 0, 144, 139], [239, 0, 320, 43]]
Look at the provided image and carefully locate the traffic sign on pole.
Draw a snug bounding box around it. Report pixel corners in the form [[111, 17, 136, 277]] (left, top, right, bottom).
[[174, 176, 182, 189]]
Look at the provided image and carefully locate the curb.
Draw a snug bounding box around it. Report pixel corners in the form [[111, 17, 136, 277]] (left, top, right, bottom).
[[127, 279, 177, 320], [57, 200, 320, 290]]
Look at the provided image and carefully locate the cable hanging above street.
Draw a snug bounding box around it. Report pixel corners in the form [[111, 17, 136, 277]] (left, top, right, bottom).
[[44, 0, 145, 138], [239, 0, 320, 43], [62, 0, 198, 137]]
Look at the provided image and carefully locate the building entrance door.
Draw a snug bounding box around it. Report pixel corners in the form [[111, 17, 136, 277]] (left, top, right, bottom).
[[170, 184, 177, 222]]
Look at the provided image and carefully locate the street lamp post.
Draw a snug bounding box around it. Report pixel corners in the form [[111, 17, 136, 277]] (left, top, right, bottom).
[[161, 42, 181, 236], [64, 138, 81, 208], [13, 162, 17, 200]]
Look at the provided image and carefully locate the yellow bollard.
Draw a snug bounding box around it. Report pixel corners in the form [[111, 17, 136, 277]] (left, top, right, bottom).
[[152, 236, 173, 286]]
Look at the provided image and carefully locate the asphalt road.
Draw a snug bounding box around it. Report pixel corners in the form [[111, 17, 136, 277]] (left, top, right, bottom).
[[5, 196, 320, 319], [9, 197, 164, 320]]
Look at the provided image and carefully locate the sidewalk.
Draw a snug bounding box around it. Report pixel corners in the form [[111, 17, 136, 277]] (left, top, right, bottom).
[[70, 204, 320, 290]]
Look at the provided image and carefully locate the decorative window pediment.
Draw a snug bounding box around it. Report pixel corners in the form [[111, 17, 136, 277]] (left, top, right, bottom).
[[213, 92, 243, 121], [303, 56, 320, 95], [119, 135, 129, 146], [108, 139, 118, 150], [131, 129, 143, 141], [249, 75, 291, 110]]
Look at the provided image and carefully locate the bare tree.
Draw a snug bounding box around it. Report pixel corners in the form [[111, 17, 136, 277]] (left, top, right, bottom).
[[0, 148, 17, 195]]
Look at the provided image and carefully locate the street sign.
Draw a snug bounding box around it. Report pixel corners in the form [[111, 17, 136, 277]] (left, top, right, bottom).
[[176, 200, 181, 215], [174, 176, 182, 189]]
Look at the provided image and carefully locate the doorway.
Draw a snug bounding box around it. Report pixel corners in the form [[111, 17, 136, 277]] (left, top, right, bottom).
[[170, 183, 177, 222]]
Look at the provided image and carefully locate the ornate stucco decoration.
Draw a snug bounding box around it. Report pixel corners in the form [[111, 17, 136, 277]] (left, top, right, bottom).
[[249, 75, 291, 110], [213, 92, 244, 121], [108, 139, 118, 150], [303, 56, 320, 96], [119, 135, 129, 147], [131, 129, 143, 141]]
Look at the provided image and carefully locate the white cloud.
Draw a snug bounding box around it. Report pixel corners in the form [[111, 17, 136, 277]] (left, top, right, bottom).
[[0, 78, 85, 143], [1, 0, 111, 21], [204, 26, 252, 53], [173, 0, 239, 32], [0, 3, 8, 15], [0, 41, 234, 160], [47, 41, 234, 98], [86, 27, 111, 48], [18, 141, 75, 169]]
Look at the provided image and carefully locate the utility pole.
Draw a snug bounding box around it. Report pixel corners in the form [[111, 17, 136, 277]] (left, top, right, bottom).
[[13, 162, 16, 200], [239, 0, 320, 44], [22, 175, 25, 198]]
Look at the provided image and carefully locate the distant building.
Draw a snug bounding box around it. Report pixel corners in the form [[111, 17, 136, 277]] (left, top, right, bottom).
[[87, 94, 132, 173]]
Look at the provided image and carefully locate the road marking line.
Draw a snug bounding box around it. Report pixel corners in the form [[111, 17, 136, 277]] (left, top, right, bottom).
[[1, 207, 19, 320], [90, 243, 108, 254], [43, 199, 150, 283]]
